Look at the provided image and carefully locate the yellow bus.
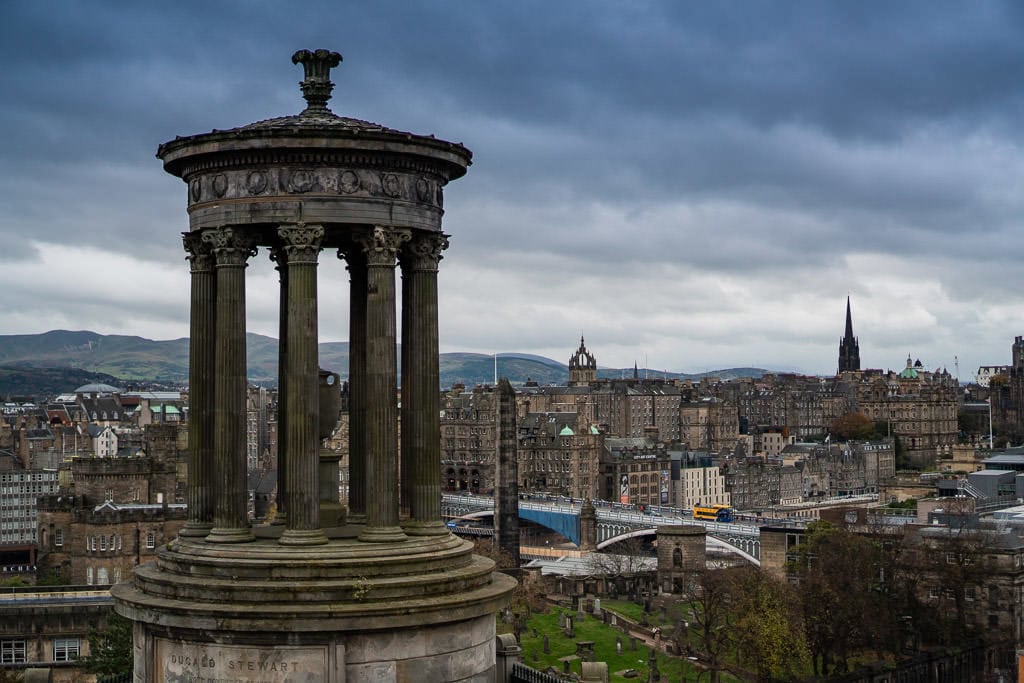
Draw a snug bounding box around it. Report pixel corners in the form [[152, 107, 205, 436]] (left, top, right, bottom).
[[693, 504, 734, 522]]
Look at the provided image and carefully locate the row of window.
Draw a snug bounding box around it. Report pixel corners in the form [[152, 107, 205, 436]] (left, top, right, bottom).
[[84, 532, 156, 551], [1, 638, 79, 664], [85, 566, 122, 584]]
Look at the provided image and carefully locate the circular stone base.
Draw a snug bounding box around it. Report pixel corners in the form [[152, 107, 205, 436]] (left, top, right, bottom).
[[112, 530, 516, 682]]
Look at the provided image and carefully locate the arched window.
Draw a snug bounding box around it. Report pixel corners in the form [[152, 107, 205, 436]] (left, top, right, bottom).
[[673, 547, 683, 568]]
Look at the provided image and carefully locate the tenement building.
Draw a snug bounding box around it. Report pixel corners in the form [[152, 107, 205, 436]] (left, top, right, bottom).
[[441, 383, 498, 494], [36, 423, 186, 585], [111, 50, 513, 681]]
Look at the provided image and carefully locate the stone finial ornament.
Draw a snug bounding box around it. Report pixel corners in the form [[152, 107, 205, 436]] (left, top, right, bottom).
[[292, 49, 343, 113]]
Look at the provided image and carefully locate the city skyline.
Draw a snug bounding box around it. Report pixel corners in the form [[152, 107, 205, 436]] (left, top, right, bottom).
[[2, 3, 1024, 377]]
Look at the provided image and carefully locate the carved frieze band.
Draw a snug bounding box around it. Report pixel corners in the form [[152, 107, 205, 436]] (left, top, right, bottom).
[[182, 231, 214, 273], [277, 224, 324, 265], [186, 168, 443, 208], [357, 226, 411, 267], [401, 233, 449, 272], [201, 227, 258, 267]]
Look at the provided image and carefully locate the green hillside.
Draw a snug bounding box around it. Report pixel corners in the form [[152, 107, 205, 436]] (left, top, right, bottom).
[[0, 331, 766, 394]]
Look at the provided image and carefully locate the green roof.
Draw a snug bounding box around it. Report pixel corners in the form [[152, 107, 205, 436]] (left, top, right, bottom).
[[559, 426, 575, 436]]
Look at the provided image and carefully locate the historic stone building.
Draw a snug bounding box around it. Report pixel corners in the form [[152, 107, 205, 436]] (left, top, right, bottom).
[[517, 411, 602, 500], [441, 383, 498, 494], [721, 457, 802, 511], [991, 335, 1024, 441], [679, 397, 739, 452], [853, 358, 958, 468], [781, 439, 896, 497], [35, 423, 186, 585], [0, 586, 113, 681], [599, 438, 728, 510]]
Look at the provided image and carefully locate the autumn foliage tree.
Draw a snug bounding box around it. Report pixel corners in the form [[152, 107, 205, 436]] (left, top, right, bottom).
[[829, 411, 877, 441]]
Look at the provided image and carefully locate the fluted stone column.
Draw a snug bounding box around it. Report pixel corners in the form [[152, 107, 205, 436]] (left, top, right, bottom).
[[401, 232, 449, 535], [278, 224, 328, 546], [270, 245, 289, 526], [180, 231, 215, 538], [357, 226, 409, 543], [340, 246, 367, 525], [202, 227, 255, 544]]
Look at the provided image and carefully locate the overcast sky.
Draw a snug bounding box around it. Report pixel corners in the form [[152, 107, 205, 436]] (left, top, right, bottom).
[[2, 2, 1024, 378]]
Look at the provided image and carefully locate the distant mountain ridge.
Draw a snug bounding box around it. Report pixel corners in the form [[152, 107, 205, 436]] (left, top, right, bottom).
[[0, 330, 767, 396]]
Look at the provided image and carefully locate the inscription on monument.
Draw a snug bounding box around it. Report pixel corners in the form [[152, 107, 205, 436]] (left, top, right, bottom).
[[156, 639, 327, 683]]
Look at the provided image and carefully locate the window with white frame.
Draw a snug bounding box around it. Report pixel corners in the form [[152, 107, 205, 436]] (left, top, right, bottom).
[[1, 639, 26, 664], [55, 529, 63, 546], [146, 531, 155, 549], [86, 566, 93, 585], [53, 638, 80, 662], [99, 536, 107, 551], [109, 534, 115, 551], [97, 567, 109, 584]]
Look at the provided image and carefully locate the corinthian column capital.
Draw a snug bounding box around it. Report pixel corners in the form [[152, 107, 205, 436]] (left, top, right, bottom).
[[401, 232, 449, 272], [182, 231, 214, 273], [277, 223, 324, 265], [357, 226, 411, 267], [202, 227, 257, 266]]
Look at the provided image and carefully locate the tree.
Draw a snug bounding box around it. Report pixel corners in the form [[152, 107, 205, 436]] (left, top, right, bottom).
[[730, 568, 809, 682], [829, 412, 876, 441], [586, 535, 651, 578], [679, 567, 742, 683], [80, 610, 133, 676], [789, 522, 893, 676]]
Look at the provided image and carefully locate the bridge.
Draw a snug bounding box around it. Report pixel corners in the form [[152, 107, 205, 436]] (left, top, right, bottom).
[[441, 494, 768, 564]]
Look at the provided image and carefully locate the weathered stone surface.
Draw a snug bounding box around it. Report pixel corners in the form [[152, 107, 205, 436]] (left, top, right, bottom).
[[114, 47, 514, 683]]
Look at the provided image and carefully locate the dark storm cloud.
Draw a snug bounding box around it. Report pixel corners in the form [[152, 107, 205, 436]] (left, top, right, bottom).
[[1, 1, 1023, 374]]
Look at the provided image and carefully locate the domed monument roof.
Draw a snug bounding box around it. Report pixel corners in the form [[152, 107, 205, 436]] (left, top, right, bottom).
[[156, 50, 472, 233], [74, 382, 122, 394]]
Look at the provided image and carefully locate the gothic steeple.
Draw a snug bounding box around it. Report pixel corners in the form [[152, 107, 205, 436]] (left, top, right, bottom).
[[838, 296, 861, 374], [568, 336, 597, 386]]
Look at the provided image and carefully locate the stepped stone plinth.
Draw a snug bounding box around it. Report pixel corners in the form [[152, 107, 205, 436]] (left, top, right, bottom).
[[112, 49, 515, 682]]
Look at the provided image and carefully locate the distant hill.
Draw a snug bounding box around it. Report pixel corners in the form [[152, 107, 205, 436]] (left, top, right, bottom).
[[0, 330, 767, 395], [0, 365, 131, 401]]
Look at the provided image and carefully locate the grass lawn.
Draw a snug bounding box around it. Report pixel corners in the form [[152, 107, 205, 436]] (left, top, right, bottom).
[[600, 599, 692, 629], [518, 606, 705, 682]]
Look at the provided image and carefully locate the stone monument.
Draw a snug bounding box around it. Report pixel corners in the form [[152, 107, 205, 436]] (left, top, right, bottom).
[[112, 49, 515, 682]]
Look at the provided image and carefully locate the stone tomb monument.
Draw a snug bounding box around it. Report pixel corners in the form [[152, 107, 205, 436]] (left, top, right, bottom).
[[112, 49, 515, 682]]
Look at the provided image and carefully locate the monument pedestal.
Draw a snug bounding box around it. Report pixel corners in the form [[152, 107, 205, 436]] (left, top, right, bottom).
[[113, 532, 515, 682]]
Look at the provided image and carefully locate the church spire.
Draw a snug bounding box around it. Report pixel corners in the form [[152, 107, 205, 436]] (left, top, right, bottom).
[[838, 296, 861, 374], [845, 296, 854, 340]]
